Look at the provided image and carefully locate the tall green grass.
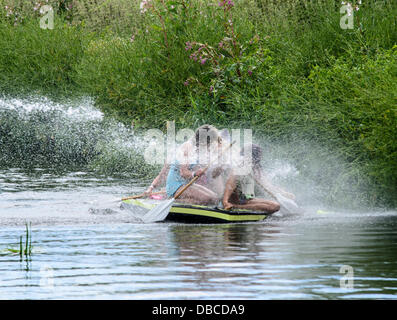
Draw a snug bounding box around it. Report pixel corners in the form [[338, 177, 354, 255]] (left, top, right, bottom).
[[0, 12, 86, 97], [0, 0, 396, 207]]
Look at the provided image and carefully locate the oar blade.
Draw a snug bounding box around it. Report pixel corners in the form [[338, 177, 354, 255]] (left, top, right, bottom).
[[276, 194, 303, 215], [141, 198, 175, 223]]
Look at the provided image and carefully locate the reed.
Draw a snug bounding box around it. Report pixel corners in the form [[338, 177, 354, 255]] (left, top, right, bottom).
[[4, 222, 33, 258]]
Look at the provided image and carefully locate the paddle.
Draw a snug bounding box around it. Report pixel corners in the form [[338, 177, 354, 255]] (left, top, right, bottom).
[[141, 141, 236, 223], [250, 173, 303, 214], [121, 190, 165, 201], [225, 143, 303, 215]]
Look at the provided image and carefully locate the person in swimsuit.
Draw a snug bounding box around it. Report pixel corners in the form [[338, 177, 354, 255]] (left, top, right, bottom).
[[222, 144, 294, 213], [143, 128, 229, 198], [166, 125, 223, 205]]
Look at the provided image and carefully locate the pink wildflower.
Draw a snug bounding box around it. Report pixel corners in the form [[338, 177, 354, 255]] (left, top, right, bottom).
[[190, 53, 198, 61], [140, 0, 151, 14], [185, 42, 192, 51]]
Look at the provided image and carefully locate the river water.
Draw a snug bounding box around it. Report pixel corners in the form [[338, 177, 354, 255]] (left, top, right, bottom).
[[0, 97, 396, 299], [0, 168, 396, 300]]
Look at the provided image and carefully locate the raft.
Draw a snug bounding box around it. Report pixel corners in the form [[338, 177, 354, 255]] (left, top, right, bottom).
[[121, 198, 271, 223]]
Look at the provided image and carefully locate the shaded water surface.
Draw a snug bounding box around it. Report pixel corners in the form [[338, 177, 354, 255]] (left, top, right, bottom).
[[0, 168, 396, 299]]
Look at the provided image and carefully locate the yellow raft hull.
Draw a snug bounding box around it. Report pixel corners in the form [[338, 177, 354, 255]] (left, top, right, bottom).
[[122, 199, 270, 223]]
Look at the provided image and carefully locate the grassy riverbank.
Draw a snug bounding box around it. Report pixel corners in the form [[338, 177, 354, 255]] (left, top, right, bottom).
[[0, 0, 396, 208]]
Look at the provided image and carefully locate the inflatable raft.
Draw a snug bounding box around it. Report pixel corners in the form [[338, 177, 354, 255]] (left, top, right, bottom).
[[121, 198, 271, 223]]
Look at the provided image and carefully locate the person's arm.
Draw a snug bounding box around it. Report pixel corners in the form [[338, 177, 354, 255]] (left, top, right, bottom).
[[156, 164, 169, 186], [258, 170, 296, 200], [180, 164, 195, 180], [179, 143, 205, 180], [144, 164, 169, 195], [222, 173, 237, 210], [211, 166, 224, 179]]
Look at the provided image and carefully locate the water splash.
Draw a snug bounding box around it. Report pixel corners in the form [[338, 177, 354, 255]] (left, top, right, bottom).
[[0, 96, 103, 121], [0, 95, 156, 177], [0, 95, 381, 211], [255, 137, 374, 211]]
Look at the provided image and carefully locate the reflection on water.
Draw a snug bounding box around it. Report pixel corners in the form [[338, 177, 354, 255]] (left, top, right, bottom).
[[0, 217, 396, 299], [0, 168, 396, 299]]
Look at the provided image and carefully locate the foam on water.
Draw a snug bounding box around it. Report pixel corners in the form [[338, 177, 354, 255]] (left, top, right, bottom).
[[0, 95, 103, 121]]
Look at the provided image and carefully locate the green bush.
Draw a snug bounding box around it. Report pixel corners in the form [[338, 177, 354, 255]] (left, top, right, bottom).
[[0, 16, 85, 96], [294, 48, 397, 206]]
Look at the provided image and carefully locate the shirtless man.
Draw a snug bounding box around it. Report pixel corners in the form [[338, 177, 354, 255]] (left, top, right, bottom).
[[223, 144, 294, 213]]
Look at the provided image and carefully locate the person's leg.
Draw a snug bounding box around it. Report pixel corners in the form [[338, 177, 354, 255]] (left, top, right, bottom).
[[176, 184, 219, 205], [207, 175, 225, 197], [232, 198, 280, 213], [192, 183, 221, 196]]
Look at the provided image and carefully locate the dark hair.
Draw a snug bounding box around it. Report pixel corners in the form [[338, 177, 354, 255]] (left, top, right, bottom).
[[241, 144, 262, 169], [252, 144, 263, 168], [194, 125, 220, 148]]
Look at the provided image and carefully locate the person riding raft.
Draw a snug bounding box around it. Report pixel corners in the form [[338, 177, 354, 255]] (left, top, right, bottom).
[[222, 144, 295, 214], [164, 124, 224, 205], [143, 128, 231, 199]]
